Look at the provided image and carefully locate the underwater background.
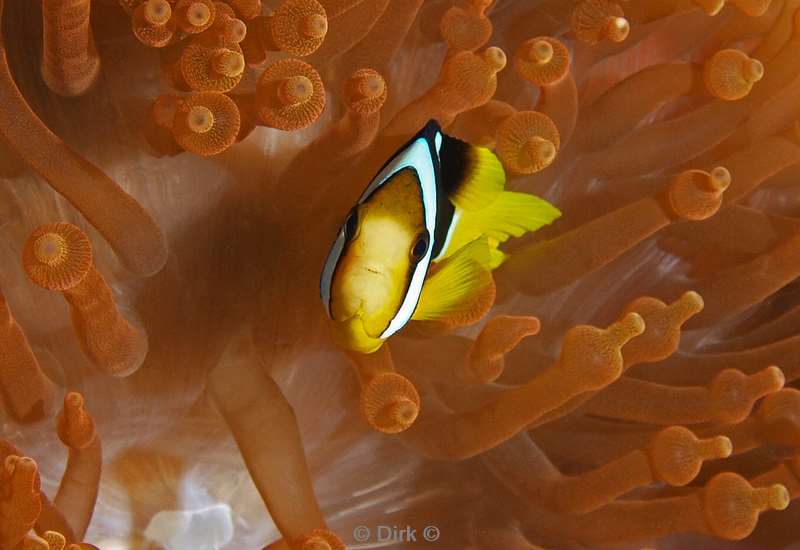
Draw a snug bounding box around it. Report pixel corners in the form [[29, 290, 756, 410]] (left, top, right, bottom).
[[1, 0, 800, 548]]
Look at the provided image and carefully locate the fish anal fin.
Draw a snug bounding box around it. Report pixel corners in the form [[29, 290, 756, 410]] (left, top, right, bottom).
[[412, 239, 496, 327]]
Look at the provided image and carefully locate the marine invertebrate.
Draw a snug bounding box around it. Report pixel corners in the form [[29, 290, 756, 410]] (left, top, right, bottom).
[[263, 0, 328, 56], [131, 0, 176, 48], [0, 1, 167, 277], [40, 0, 101, 96], [171, 91, 242, 155], [174, 0, 216, 34], [704, 48, 765, 100], [22, 223, 148, 377], [571, 0, 631, 44], [254, 58, 325, 131], [440, 0, 493, 53], [1, 0, 800, 547], [0, 290, 56, 423], [0, 392, 100, 547]]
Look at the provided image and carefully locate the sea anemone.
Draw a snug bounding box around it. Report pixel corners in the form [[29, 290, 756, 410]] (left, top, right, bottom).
[[1, 0, 800, 548]]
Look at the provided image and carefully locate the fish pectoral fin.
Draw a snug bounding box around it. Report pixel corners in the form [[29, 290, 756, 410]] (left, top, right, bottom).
[[440, 134, 506, 211], [442, 191, 562, 262], [411, 238, 496, 326]]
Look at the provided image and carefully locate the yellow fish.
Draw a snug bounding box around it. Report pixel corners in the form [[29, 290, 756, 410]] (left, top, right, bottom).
[[320, 120, 560, 354]]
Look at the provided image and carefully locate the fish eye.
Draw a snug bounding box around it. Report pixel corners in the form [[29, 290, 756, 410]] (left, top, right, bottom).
[[343, 207, 359, 240], [410, 231, 429, 262]]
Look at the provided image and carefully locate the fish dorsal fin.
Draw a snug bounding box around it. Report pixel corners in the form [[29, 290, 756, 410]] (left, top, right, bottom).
[[411, 238, 495, 325], [439, 134, 506, 211]]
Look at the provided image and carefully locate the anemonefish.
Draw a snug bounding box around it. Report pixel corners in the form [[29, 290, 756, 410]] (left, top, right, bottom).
[[320, 120, 560, 354]]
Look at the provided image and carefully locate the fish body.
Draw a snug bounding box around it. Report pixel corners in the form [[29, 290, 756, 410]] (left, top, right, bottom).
[[321, 120, 560, 354]]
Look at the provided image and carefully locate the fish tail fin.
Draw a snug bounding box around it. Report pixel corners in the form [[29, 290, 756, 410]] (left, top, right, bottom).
[[442, 191, 561, 263]]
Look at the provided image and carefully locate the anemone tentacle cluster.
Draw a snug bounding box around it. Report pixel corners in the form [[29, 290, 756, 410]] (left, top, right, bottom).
[[1, 0, 800, 548]]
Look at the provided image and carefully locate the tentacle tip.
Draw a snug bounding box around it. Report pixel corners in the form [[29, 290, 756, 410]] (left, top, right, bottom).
[[709, 166, 732, 191], [296, 529, 345, 550], [483, 47, 507, 73], [280, 75, 315, 105], [188, 105, 215, 134], [303, 13, 328, 38], [22, 223, 93, 291], [227, 18, 248, 43], [528, 40, 554, 65], [714, 436, 734, 458], [214, 50, 246, 77], [697, 0, 726, 15], [767, 484, 790, 510], [145, 0, 173, 24], [764, 365, 786, 389], [618, 311, 646, 340], [607, 16, 630, 42], [360, 372, 421, 434], [188, 2, 213, 27], [680, 290, 705, 313], [57, 391, 97, 450]]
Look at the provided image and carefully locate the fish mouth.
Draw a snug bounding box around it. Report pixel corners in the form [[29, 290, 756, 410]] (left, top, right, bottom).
[[330, 312, 384, 354]]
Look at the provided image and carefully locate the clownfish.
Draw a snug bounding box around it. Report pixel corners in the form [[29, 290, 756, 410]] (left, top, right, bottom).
[[320, 120, 560, 354]]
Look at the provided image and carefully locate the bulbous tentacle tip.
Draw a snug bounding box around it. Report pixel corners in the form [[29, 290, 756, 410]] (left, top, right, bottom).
[[294, 529, 345, 550], [514, 37, 570, 86], [22, 223, 93, 292], [144, 0, 172, 25], [187, 105, 215, 134], [525, 137, 557, 167], [280, 75, 315, 105], [57, 392, 97, 450], [439, 0, 494, 52], [188, 1, 213, 28], [711, 367, 785, 424], [572, 0, 628, 44], [303, 13, 328, 38], [225, 18, 248, 44], [675, 290, 706, 319], [133, 2, 177, 48], [695, 0, 727, 15], [173, 92, 241, 155], [269, 0, 328, 56], [704, 473, 788, 539], [650, 426, 732, 486], [667, 167, 730, 221], [622, 291, 704, 365], [495, 111, 561, 175], [255, 59, 325, 130], [606, 16, 630, 42], [704, 50, 763, 100], [560, 313, 644, 391], [213, 50, 246, 77], [360, 372, 421, 434], [528, 39, 554, 65], [344, 68, 388, 115], [609, 311, 646, 344], [482, 46, 507, 73], [5, 454, 37, 481], [42, 531, 67, 550], [180, 43, 245, 92]]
